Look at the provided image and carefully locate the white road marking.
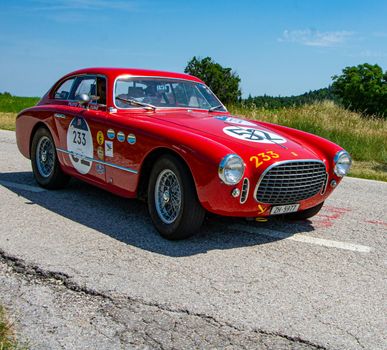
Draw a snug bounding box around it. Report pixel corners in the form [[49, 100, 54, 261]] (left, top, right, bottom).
[[233, 224, 372, 253], [0, 180, 46, 193]]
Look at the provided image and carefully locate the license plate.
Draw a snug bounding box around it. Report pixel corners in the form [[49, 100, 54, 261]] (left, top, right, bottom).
[[270, 204, 300, 215]]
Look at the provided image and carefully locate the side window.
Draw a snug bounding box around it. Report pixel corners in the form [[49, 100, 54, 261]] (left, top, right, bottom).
[[74, 77, 97, 100], [54, 78, 75, 100]]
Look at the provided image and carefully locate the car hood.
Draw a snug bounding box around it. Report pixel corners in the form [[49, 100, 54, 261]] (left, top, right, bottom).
[[151, 111, 320, 160]]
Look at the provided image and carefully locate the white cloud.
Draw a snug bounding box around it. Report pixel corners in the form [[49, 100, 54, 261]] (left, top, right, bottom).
[[30, 0, 136, 12], [279, 29, 354, 47]]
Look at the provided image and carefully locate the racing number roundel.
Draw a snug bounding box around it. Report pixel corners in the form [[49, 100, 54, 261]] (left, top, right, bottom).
[[223, 126, 287, 144], [67, 117, 93, 174]]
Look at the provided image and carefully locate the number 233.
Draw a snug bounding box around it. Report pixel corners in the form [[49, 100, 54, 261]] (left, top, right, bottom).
[[250, 151, 279, 168]]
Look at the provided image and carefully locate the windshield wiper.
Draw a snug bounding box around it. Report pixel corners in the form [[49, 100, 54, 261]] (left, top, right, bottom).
[[208, 104, 224, 112], [116, 96, 156, 111]]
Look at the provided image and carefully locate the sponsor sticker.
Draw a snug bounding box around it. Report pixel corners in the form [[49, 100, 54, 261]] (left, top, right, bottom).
[[96, 131, 104, 145], [105, 140, 113, 157], [107, 129, 115, 140], [67, 117, 93, 174], [117, 131, 125, 142], [97, 146, 104, 160], [127, 133, 136, 145], [96, 163, 105, 174], [223, 126, 287, 144], [215, 116, 256, 127]]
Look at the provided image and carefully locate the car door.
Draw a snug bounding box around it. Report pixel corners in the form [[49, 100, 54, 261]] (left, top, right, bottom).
[[53, 75, 108, 184]]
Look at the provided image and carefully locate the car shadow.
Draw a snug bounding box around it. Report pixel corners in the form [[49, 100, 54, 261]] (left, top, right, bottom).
[[0, 171, 316, 257]]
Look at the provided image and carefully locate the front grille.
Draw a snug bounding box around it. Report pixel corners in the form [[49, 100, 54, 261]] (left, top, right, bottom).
[[255, 161, 327, 205]]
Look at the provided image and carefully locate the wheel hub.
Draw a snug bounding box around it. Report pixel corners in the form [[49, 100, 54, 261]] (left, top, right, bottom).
[[154, 169, 182, 224], [163, 190, 170, 203]]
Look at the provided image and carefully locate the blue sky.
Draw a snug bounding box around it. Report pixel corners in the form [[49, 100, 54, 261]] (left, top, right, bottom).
[[0, 0, 386, 97]]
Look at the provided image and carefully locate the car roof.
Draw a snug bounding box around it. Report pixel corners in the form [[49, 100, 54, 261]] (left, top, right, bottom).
[[63, 67, 204, 83]]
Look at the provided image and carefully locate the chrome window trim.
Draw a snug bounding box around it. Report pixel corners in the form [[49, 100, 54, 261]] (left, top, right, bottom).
[[51, 73, 108, 106], [56, 148, 138, 174], [253, 159, 326, 203], [112, 74, 227, 112]]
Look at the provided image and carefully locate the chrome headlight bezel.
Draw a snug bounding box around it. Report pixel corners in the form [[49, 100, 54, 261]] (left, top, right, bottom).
[[218, 154, 245, 185], [334, 150, 352, 177]]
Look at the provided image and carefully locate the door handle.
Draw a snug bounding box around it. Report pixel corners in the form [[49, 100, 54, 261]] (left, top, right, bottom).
[[54, 113, 66, 119]]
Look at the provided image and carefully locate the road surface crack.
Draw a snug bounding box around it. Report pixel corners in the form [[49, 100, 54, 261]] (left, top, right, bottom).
[[0, 248, 327, 349]]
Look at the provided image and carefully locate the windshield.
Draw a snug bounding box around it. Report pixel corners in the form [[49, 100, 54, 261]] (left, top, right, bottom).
[[114, 77, 226, 111]]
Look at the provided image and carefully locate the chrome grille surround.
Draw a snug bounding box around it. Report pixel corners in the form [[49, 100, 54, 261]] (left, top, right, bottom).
[[254, 160, 327, 205]]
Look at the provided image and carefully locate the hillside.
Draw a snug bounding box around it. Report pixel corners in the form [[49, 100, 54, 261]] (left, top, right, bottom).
[[244, 87, 338, 109]]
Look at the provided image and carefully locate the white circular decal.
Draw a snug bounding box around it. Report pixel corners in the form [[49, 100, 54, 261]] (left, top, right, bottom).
[[223, 126, 287, 144], [67, 117, 93, 174]]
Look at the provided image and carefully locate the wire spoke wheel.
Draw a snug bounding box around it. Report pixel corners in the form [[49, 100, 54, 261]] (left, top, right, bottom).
[[155, 169, 182, 224], [36, 135, 55, 178]]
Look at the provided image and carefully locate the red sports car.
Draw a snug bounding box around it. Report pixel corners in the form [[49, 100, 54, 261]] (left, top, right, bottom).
[[16, 68, 352, 239]]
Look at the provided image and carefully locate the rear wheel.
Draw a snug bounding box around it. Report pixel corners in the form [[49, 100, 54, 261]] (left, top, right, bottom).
[[31, 127, 70, 189], [147, 155, 205, 240], [285, 201, 324, 220]]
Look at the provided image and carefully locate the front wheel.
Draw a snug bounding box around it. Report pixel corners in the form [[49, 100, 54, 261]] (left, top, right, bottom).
[[31, 127, 70, 189], [147, 155, 205, 240]]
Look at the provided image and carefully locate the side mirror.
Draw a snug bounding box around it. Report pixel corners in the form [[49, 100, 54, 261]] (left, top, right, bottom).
[[78, 93, 90, 106]]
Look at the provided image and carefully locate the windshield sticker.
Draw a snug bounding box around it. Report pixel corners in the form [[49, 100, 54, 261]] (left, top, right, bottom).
[[215, 116, 257, 127], [223, 126, 287, 144], [67, 117, 93, 174]]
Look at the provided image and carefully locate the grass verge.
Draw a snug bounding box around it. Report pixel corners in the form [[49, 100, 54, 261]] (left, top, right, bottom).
[[0, 113, 17, 131], [0, 305, 26, 350]]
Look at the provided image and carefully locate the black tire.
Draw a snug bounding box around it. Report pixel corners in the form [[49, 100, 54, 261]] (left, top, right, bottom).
[[285, 201, 324, 220], [147, 155, 205, 240], [31, 127, 70, 189]]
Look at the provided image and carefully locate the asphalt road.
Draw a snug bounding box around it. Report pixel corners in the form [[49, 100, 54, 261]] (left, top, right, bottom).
[[0, 129, 386, 350]]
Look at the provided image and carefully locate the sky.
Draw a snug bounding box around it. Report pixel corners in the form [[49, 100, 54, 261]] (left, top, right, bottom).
[[0, 0, 386, 97]]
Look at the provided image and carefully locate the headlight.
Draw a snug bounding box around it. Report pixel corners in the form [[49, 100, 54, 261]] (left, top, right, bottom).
[[218, 154, 245, 185], [334, 150, 352, 177]]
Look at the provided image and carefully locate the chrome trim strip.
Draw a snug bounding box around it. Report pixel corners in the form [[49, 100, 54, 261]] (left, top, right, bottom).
[[113, 74, 227, 112], [240, 178, 250, 204], [54, 113, 66, 119], [253, 159, 326, 203], [56, 148, 138, 174], [321, 172, 329, 195]]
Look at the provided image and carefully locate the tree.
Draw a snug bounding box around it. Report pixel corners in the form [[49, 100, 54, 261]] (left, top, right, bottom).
[[184, 56, 241, 104], [332, 63, 386, 118]]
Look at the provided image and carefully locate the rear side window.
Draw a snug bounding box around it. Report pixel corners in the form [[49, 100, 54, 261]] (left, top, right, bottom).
[[74, 78, 96, 99], [54, 78, 75, 100]]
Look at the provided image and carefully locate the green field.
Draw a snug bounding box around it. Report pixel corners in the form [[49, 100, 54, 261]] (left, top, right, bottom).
[[0, 94, 39, 113], [0, 94, 386, 181]]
